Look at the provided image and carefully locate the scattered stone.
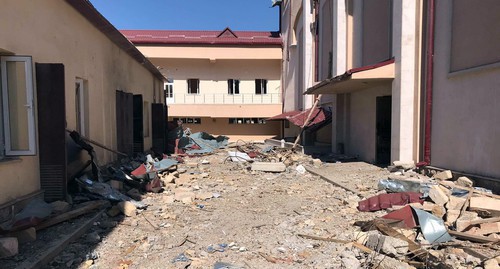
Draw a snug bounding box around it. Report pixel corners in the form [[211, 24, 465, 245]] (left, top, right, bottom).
[[392, 161, 415, 170], [429, 185, 449, 206], [445, 209, 461, 225], [457, 176, 473, 188], [0, 237, 18, 258], [446, 196, 467, 211], [469, 196, 500, 216], [174, 190, 196, 204], [107, 205, 121, 217], [365, 232, 409, 257], [118, 201, 137, 217], [312, 159, 322, 167], [50, 201, 71, 214], [84, 260, 94, 267], [456, 211, 479, 232], [434, 170, 453, 180], [484, 259, 500, 269], [375, 255, 415, 269], [7, 227, 36, 244], [85, 232, 101, 244], [251, 162, 286, 172], [477, 222, 500, 235], [432, 204, 446, 219], [185, 162, 198, 168]]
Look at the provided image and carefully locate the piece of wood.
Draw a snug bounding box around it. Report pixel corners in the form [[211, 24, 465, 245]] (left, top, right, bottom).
[[297, 234, 373, 254], [292, 94, 322, 149], [15, 209, 105, 269], [460, 186, 474, 218], [465, 217, 500, 228], [304, 166, 360, 195], [374, 220, 454, 269], [35, 200, 109, 231], [66, 129, 128, 157], [448, 230, 500, 243]]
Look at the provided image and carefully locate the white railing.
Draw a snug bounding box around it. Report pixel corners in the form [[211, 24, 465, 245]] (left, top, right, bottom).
[[170, 93, 282, 104]]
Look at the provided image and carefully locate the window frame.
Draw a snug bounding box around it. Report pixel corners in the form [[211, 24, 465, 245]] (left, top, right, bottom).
[[75, 78, 87, 137], [0, 56, 36, 156], [187, 79, 200, 94], [255, 79, 268, 95], [227, 79, 240, 95]]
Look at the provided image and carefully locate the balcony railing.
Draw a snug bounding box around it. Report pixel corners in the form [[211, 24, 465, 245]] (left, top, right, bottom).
[[168, 93, 282, 105]]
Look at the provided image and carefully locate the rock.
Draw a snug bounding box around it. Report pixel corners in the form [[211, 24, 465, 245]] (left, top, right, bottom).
[[312, 159, 322, 167], [434, 170, 453, 180], [477, 222, 500, 235], [456, 211, 479, 232], [185, 162, 198, 168], [457, 176, 473, 188], [174, 190, 195, 204], [445, 210, 461, 225], [484, 259, 500, 269], [375, 255, 415, 269], [446, 196, 466, 211], [429, 185, 449, 206], [50, 201, 71, 214], [251, 162, 286, 172], [195, 192, 213, 200], [6, 227, 36, 244], [488, 233, 500, 239], [162, 195, 175, 204], [84, 260, 94, 267], [175, 174, 191, 186], [365, 232, 409, 257], [0, 237, 18, 258], [469, 196, 500, 216], [392, 161, 415, 170], [440, 180, 456, 189], [160, 173, 177, 184], [107, 205, 121, 217], [340, 251, 360, 269], [85, 231, 101, 244], [432, 205, 446, 219], [118, 201, 137, 217]]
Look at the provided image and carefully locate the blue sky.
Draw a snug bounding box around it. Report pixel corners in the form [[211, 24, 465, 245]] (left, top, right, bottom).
[[89, 0, 280, 31]]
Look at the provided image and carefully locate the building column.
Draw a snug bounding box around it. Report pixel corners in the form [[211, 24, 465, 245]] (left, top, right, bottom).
[[391, 0, 419, 162]]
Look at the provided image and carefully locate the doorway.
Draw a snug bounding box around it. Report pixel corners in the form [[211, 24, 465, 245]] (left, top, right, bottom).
[[376, 96, 391, 165]]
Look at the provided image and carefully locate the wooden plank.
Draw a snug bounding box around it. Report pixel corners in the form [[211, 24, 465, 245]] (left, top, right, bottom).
[[466, 216, 500, 227], [305, 166, 360, 195], [35, 200, 108, 231], [448, 230, 500, 244], [16, 209, 105, 269]]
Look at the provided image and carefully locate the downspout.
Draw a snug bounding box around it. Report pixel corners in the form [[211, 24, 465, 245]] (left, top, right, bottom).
[[423, 0, 435, 164], [314, 0, 319, 82]]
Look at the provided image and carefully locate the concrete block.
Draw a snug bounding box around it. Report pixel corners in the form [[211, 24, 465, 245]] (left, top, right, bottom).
[[434, 170, 453, 180], [446, 196, 466, 211], [7, 227, 36, 244], [251, 162, 286, 172], [456, 211, 479, 232], [479, 222, 500, 235], [457, 176, 473, 188], [50, 200, 71, 214], [365, 232, 409, 257], [392, 161, 415, 170], [484, 258, 500, 269], [0, 237, 18, 258], [445, 209, 461, 225], [470, 196, 500, 216], [431, 205, 446, 219], [429, 185, 449, 206], [118, 201, 137, 217], [174, 190, 195, 204]]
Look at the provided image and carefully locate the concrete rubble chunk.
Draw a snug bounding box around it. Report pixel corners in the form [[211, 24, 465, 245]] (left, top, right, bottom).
[[118, 201, 137, 217], [446, 196, 466, 211], [251, 162, 286, 172], [392, 160, 415, 170], [432, 204, 446, 219], [6, 227, 36, 244], [429, 185, 449, 206], [456, 211, 479, 232], [374, 255, 416, 269], [445, 209, 461, 225], [0, 237, 18, 258], [484, 259, 500, 269], [469, 196, 500, 216], [365, 231, 409, 257], [434, 170, 453, 180], [50, 200, 71, 214], [457, 176, 473, 188], [174, 190, 196, 204], [195, 192, 213, 200], [478, 222, 500, 235]]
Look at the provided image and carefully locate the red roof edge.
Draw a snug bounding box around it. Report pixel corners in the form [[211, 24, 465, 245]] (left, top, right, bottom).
[[217, 27, 238, 38], [347, 58, 395, 75], [64, 0, 165, 81]]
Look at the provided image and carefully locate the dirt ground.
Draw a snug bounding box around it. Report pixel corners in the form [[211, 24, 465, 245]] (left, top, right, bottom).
[[23, 149, 392, 269]]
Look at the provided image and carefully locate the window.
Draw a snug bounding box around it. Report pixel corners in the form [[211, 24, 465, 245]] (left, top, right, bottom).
[[165, 83, 173, 98], [255, 79, 267, 94], [0, 56, 36, 156], [173, 117, 202, 124], [187, 79, 199, 94], [227, 79, 240, 94], [75, 78, 89, 137], [229, 118, 266, 124]]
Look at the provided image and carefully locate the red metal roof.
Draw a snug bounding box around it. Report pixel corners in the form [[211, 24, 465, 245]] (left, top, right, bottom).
[[267, 107, 332, 128], [120, 28, 282, 46]]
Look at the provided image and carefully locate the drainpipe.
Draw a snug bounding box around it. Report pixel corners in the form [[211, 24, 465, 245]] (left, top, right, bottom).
[[423, 0, 435, 164]]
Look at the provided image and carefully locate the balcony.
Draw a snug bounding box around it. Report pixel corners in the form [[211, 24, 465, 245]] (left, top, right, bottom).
[[168, 93, 282, 105]]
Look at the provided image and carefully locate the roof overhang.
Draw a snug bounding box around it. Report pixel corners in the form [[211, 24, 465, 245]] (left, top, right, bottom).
[[305, 59, 395, 95], [267, 107, 332, 129]]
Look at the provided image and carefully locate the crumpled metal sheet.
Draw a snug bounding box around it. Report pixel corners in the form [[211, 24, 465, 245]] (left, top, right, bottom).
[[411, 206, 452, 244], [378, 179, 434, 198], [228, 151, 252, 162], [77, 175, 146, 208], [358, 192, 423, 212], [382, 205, 417, 229]]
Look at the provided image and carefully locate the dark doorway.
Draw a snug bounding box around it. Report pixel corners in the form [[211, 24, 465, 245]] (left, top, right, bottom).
[[151, 103, 167, 154], [133, 95, 144, 153], [376, 96, 391, 165], [36, 63, 67, 201]]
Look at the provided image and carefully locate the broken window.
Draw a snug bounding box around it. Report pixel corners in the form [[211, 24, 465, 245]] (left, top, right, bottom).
[[187, 79, 199, 94], [255, 79, 267, 94], [174, 117, 201, 124], [227, 79, 240, 94], [165, 82, 173, 98], [0, 56, 36, 157]]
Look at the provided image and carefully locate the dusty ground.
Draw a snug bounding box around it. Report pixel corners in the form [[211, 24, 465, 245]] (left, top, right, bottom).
[[32, 150, 392, 269]]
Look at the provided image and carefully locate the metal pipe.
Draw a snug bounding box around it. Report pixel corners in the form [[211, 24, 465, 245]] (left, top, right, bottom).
[[423, 0, 436, 164]]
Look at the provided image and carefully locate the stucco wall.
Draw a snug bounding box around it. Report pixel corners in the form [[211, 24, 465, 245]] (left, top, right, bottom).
[[346, 86, 391, 163], [431, 1, 500, 178], [0, 0, 162, 204]]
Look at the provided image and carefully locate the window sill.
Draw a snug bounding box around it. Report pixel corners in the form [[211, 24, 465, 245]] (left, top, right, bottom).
[[0, 157, 22, 165]]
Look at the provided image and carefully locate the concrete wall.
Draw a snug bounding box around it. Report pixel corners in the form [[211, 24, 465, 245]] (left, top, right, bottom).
[[346, 86, 392, 163], [431, 1, 500, 178], [0, 0, 162, 204], [169, 117, 280, 142]]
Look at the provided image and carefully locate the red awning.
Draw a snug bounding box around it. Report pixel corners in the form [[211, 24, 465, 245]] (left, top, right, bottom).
[[267, 107, 331, 128]]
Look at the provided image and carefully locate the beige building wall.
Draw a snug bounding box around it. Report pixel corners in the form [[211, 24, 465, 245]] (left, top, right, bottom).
[[431, 1, 500, 178], [0, 0, 162, 204]]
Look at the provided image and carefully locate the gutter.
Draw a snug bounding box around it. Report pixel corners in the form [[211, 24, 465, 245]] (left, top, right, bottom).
[[423, 0, 436, 164]]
